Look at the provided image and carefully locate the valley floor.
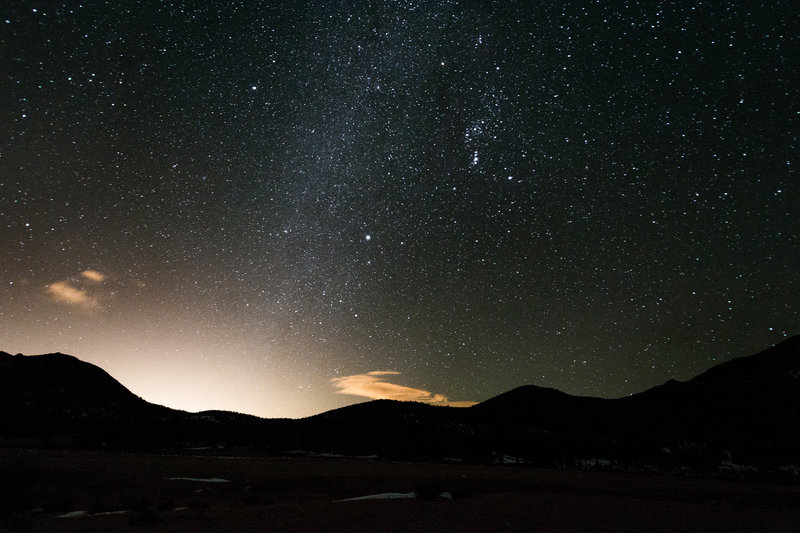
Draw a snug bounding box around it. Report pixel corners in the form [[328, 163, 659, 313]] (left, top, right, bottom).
[[1, 448, 799, 532]]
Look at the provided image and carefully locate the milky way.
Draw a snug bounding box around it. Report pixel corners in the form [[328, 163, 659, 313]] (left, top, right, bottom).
[[1, 2, 797, 417]]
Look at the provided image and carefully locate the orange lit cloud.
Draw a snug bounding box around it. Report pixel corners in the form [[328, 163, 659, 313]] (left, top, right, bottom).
[[45, 270, 109, 310], [45, 280, 100, 310], [81, 270, 106, 283], [332, 371, 476, 407]]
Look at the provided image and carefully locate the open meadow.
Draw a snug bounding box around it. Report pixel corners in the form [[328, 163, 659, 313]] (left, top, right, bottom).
[[2, 448, 799, 532]]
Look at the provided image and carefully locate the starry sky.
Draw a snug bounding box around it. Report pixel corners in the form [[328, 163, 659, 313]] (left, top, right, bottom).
[[2, 1, 798, 418]]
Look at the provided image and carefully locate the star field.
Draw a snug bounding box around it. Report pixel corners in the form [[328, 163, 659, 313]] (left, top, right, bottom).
[[1, 1, 798, 417]]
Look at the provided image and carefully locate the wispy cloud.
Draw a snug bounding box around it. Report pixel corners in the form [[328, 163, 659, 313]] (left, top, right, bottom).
[[45, 270, 108, 310], [332, 371, 476, 407], [81, 270, 106, 283], [46, 280, 100, 309]]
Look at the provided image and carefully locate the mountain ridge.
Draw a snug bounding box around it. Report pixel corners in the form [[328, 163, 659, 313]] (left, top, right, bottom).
[[1, 337, 798, 470]]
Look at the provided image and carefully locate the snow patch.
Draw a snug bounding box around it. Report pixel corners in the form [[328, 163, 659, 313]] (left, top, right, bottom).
[[336, 492, 416, 502], [336, 491, 453, 502], [167, 477, 231, 483]]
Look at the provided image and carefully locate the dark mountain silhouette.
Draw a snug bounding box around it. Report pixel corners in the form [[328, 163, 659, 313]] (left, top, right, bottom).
[[1, 336, 799, 473], [0, 351, 175, 448], [616, 336, 800, 466], [459, 336, 800, 467], [0, 351, 279, 449], [0, 351, 160, 417]]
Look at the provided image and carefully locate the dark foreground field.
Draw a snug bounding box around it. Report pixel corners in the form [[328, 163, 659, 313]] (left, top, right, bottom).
[[2, 449, 799, 532]]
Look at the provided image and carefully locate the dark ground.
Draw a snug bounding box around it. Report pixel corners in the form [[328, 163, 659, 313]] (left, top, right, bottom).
[[1, 448, 799, 532]]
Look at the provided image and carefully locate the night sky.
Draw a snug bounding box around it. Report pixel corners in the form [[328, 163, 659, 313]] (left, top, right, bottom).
[[2, 2, 798, 418]]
